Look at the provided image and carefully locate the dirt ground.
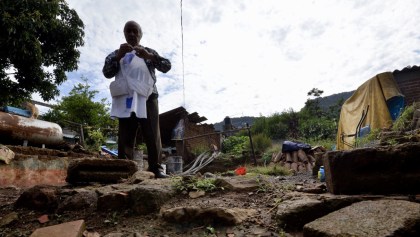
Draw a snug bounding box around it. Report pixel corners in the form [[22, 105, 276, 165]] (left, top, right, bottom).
[[0, 172, 317, 237]]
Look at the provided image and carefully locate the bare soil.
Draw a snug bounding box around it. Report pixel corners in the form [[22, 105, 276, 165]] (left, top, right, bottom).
[[0, 172, 317, 237]]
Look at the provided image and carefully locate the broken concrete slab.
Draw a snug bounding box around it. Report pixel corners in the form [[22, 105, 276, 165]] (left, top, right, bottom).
[[275, 195, 362, 232], [215, 176, 261, 192], [303, 199, 420, 237], [30, 219, 85, 237], [161, 206, 257, 225], [66, 158, 138, 184], [324, 142, 420, 194]]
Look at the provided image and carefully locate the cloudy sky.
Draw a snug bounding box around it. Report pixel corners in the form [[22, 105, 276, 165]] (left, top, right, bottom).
[[42, 0, 420, 123]]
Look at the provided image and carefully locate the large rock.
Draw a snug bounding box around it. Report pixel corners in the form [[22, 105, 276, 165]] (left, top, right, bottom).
[[96, 180, 175, 214], [14, 185, 60, 211], [275, 195, 360, 232], [128, 182, 174, 214], [324, 142, 420, 194], [303, 199, 420, 237], [96, 184, 133, 211], [66, 158, 138, 184], [161, 206, 257, 225], [56, 188, 98, 213]]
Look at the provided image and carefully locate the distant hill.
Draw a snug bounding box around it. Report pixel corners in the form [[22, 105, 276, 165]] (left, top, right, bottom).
[[212, 91, 355, 129], [213, 116, 256, 131], [318, 91, 354, 110]]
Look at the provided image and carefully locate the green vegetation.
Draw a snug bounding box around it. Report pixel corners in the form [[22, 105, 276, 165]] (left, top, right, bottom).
[[246, 165, 292, 176], [172, 176, 220, 193], [43, 79, 117, 151], [247, 133, 272, 154], [0, 0, 84, 106], [221, 135, 248, 156], [392, 103, 417, 131], [221, 88, 340, 158]]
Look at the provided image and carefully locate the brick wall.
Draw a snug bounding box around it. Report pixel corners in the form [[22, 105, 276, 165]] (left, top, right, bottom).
[[175, 121, 220, 162], [393, 67, 420, 105]]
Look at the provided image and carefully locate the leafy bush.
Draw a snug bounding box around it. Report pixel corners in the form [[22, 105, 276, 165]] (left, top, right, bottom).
[[86, 129, 105, 152], [222, 136, 248, 155], [299, 117, 336, 140], [392, 103, 416, 131], [247, 133, 272, 154], [172, 176, 219, 193]]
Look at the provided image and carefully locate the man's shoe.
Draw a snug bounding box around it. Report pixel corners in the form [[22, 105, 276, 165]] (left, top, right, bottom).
[[153, 170, 170, 179]]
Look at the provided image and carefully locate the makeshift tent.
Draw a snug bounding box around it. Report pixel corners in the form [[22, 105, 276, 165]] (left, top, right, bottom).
[[337, 72, 404, 150]]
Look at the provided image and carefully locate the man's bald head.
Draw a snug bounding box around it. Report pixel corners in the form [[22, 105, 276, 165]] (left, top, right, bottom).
[[124, 21, 142, 46]]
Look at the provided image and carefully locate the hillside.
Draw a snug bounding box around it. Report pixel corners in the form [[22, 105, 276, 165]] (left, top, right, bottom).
[[318, 91, 354, 110], [213, 116, 256, 131], [212, 91, 354, 129]]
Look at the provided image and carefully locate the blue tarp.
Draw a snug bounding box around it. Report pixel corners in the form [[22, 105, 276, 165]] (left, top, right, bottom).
[[281, 141, 311, 153], [386, 96, 405, 121], [4, 106, 31, 118], [101, 146, 118, 156]]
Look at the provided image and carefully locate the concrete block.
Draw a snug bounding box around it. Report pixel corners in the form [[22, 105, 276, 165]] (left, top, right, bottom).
[[324, 142, 420, 194]]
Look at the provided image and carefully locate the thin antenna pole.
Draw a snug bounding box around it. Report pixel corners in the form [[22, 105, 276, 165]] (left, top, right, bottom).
[[180, 0, 185, 107]]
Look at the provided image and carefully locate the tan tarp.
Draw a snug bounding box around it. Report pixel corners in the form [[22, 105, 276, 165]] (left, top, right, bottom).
[[336, 72, 404, 150]]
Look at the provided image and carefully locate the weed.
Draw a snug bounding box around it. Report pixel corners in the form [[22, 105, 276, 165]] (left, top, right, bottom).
[[393, 103, 416, 131], [279, 183, 295, 192], [247, 164, 292, 176], [172, 176, 220, 193], [255, 175, 273, 193], [104, 211, 119, 226]]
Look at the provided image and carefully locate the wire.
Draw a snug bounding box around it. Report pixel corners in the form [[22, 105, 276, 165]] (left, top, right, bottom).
[[180, 0, 185, 107]]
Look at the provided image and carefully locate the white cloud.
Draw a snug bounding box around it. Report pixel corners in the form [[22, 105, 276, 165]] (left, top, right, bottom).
[[51, 0, 420, 123]]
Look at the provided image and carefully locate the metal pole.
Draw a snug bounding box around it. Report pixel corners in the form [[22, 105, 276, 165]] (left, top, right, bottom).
[[246, 123, 257, 165]]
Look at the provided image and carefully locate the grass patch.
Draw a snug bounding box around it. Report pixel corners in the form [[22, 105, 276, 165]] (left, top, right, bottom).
[[393, 103, 418, 131], [246, 164, 291, 176], [172, 176, 220, 193]]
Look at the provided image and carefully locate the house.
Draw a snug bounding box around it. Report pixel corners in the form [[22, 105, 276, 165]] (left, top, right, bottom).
[[159, 107, 221, 162], [393, 65, 420, 105]]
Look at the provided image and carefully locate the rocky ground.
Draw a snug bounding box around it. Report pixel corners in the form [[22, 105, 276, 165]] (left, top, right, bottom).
[[1, 141, 420, 237], [0, 169, 321, 237]]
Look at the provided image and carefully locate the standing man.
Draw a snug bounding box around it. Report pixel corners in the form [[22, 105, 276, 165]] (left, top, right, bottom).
[[103, 21, 171, 178]]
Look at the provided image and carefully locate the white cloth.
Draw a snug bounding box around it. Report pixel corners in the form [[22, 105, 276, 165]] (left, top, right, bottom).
[[110, 92, 148, 118], [110, 52, 154, 119]]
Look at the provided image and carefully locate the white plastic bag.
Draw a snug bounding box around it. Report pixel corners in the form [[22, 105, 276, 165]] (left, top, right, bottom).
[[121, 52, 154, 97], [109, 79, 128, 97]]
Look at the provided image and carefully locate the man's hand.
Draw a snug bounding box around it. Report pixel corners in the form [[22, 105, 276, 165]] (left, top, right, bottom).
[[133, 46, 155, 60], [116, 43, 133, 61]]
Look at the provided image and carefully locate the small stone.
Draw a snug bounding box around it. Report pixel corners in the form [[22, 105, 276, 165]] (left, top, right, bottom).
[[0, 212, 18, 227], [37, 214, 49, 224], [189, 190, 205, 199]]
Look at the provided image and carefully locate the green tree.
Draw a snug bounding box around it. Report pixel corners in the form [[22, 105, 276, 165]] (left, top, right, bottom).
[[43, 80, 117, 149], [0, 0, 84, 106], [300, 88, 324, 119]]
